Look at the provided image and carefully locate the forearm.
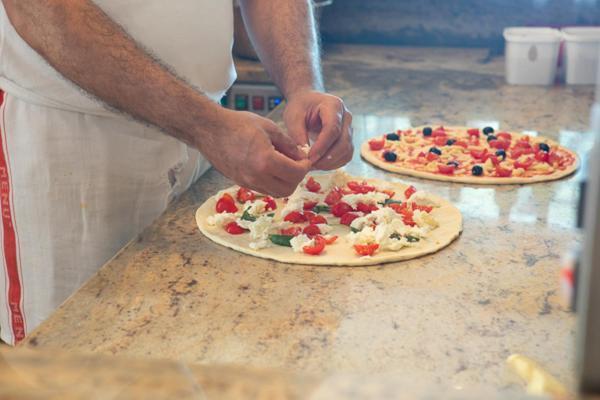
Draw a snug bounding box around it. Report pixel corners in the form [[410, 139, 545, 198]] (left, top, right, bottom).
[[2, 0, 222, 149], [238, 0, 323, 99]]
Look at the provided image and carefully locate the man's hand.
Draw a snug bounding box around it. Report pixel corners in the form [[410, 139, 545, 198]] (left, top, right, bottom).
[[284, 91, 353, 170], [198, 109, 311, 198]]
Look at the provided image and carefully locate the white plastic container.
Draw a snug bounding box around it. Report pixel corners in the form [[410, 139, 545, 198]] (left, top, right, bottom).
[[503, 27, 562, 85], [562, 27, 600, 85]]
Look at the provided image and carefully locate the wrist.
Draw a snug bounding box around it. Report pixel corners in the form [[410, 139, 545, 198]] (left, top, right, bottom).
[[285, 86, 322, 103]]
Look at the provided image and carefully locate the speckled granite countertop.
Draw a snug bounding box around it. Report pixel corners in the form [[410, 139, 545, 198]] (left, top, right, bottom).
[[22, 45, 596, 397]]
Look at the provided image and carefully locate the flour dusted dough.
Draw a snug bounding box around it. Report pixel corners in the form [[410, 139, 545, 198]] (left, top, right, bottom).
[[196, 173, 462, 266]]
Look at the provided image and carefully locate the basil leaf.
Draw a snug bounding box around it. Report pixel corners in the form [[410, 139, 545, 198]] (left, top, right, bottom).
[[350, 227, 360, 233], [383, 199, 403, 206], [268, 234, 293, 247], [313, 205, 331, 214], [390, 232, 402, 240], [406, 235, 420, 242], [241, 210, 256, 222], [267, 213, 275, 217]]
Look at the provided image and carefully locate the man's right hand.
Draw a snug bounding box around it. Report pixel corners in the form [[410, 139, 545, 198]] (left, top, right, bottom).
[[198, 109, 312, 198]]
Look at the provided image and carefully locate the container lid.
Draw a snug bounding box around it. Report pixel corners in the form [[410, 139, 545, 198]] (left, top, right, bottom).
[[562, 27, 600, 43], [503, 27, 562, 43]]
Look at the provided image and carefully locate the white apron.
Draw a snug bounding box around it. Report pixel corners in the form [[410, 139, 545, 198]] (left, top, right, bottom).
[[0, 0, 236, 345]]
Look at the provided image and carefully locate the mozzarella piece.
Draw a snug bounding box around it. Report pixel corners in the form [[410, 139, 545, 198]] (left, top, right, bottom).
[[342, 192, 388, 208], [346, 226, 377, 245], [317, 224, 333, 234], [243, 199, 267, 216], [290, 234, 314, 253], [241, 215, 275, 250], [320, 169, 351, 191], [207, 213, 237, 227], [413, 209, 439, 230], [409, 191, 440, 207]]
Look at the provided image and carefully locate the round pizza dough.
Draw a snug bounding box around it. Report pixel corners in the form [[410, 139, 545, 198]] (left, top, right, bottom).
[[196, 174, 463, 266], [361, 126, 579, 184]]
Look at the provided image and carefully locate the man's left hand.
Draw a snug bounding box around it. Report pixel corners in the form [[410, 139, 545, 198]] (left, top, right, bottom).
[[284, 91, 353, 170]]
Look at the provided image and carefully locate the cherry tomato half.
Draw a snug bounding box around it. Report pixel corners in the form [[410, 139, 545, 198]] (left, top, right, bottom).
[[216, 193, 238, 214], [353, 243, 379, 256], [236, 188, 255, 203], [331, 202, 353, 217], [305, 177, 321, 193], [368, 138, 385, 151], [303, 236, 326, 255], [224, 222, 246, 235]]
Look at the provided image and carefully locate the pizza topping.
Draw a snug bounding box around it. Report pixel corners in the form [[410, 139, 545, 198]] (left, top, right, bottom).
[[489, 139, 510, 150], [486, 135, 497, 142], [495, 149, 507, 161], [340, 212, 360, 226], [305, 177, 321, 193], [280, 227, 302, 236], [495, 165, 513, 177], [538, 143, 550, 152], [386, 133, 400, 141], [497, 132, 512, 141], [289, 234, 313, 252], [446, 139, 456, 146], [243, 200, 267, 218], [324, 188, 343, 205], [356, 202, 379, 214], [368, 138, 385, 150], [467, 128, 480, 137], [284, 211, 308, 223], [422, 127, 433, 136], [237, 188, 256, 203], [482, 126, 494, 135], [383, 151, 397, 162], [216, 193, 238, 214], [303, 201, 318, 210], [302, 235, 326, 255], [347, 181, 376, 194], [429, 147, 442, 155], [341, 192, 388, 208], [308, 213, 327, 225], [514, 157, 534, 170], [426, 152, 439, 162], [331, 201, 354, 217], [472, 165, 483, 176], [269, 234, 294, 247], [437, 164, 455, 175], [207, 212, 237, 227], [354, 243, 379, 257], [225, 222, 246, 235], [535, 151, 549, 163], [313, 205, 331, 214], [323, 235, 338, 245], [302, 224, 321, 237], [404, 185, 417, 199], [263, 196, 277, 211]]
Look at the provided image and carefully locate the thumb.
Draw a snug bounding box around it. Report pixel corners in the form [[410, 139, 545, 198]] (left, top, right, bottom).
[[263, 120, 307, 161]]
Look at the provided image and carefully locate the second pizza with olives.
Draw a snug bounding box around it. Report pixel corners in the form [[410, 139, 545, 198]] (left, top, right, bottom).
[[361, 125, 578, 184]]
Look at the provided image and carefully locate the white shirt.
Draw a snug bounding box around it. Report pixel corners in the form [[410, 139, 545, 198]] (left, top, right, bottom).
[[0, 0, 237, 115]]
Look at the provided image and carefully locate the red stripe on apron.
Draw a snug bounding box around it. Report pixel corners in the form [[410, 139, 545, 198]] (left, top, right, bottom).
[[0, 90, 25, 344]]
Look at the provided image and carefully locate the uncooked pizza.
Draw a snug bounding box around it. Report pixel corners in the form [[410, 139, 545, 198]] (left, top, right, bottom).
[[361, 125, 578, 184], [196, 171, 462, 266]]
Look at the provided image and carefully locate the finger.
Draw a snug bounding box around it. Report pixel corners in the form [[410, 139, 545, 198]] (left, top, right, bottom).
[[307, 100, 344, 164], [284, 106, 310, 146], [312, 113, 354, 170], [269, 150, 312, 184], [264, 121, 307, 161]]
